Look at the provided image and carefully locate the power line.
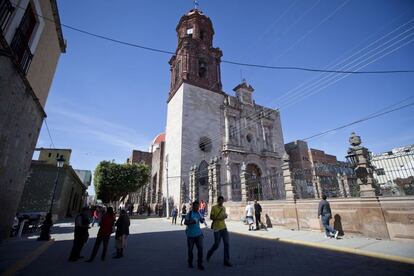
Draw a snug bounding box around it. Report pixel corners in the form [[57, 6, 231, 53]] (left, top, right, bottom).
[[302, 100, 414, 141], [44, 118, 55, 148], [13, 4, 414, 75], [180, 18, 414, 155]]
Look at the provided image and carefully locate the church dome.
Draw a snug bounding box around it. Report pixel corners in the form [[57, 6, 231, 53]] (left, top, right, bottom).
[[152, 133, 166, 146]]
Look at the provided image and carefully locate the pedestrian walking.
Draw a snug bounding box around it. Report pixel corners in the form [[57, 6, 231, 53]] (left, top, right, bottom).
[[86, 207, 116, 262], [91, 208, 99, 227], [180, 204, 187, 225], [254, 200, 265, 230], [37, 213, 53, 241], [318, 195, 339, 239], [171, 206, 178, 224], [69, 207, 90, 262], [184, 200, 205, 270], [207, 196, 232, 267], [114, 209, 130, 259], [245, 201, 255, 231]]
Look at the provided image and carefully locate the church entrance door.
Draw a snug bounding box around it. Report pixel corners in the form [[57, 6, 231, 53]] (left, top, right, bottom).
[[246, 163, 262, 201], [197, 161, 209, 202]]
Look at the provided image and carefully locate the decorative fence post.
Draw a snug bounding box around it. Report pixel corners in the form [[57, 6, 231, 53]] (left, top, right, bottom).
[[282, 153, 296, 200], [346, 132, 376, 197], [189, 165, 197, 201]]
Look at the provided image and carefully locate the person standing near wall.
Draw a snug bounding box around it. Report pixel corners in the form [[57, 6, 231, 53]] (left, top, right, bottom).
[[181, 204, 187, 225], [171, 206, 178, 225], [245, 202, 254, 231], [114, 209, 130, 259], [254, 200, 263, 230], [318, 195, 339, 239]]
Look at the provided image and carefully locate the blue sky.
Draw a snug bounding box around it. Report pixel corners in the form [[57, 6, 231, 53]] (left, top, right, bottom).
[[36, 0, 414, 195]]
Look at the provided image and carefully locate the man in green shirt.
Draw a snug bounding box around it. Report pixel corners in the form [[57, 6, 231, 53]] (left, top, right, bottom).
[[206, 196, 232, 267]]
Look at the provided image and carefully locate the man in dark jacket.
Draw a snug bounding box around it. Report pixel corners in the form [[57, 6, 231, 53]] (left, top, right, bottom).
[[254, 200, 265, 230], [114, 209, 130, 258], [69, 207, 90, 261], [318, 195, 338, 239]]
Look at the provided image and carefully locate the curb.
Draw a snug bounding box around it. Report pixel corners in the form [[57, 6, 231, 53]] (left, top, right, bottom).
[[231, 230, 414, 265], [2, 239, 54, 276]]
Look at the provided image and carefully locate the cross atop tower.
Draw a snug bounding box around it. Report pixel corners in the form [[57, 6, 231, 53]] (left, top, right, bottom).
[[193, 0, 199, 9]]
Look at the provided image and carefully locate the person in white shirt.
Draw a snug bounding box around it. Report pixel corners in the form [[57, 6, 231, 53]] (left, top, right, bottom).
[[245, 202, 255, 231]]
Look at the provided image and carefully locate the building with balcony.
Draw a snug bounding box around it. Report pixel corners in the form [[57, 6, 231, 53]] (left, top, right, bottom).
[[0, 0, 65, 240]]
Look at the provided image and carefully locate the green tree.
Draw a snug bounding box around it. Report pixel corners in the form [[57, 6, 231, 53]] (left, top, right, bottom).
[[94, 161, 150, 203]]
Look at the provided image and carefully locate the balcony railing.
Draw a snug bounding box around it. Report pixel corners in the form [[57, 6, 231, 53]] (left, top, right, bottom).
[[10, 27, 33, 74], [0, 0, 14, 32]]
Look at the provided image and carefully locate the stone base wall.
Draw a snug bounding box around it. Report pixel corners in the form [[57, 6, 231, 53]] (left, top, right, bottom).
[[0, 55, 44, 240], [224, 196, 414, 241]]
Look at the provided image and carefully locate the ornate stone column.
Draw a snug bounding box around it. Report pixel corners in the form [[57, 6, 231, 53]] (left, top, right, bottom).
[[224, 109, 230, 145], [180, 180, 186, 206], [225, 158, 232, 201], [208, 157, 221, 205], [346, 132, 376, 197], [282, 154, 296, 200], [189, 165, 197, 202], [240, 162, 248, 203]]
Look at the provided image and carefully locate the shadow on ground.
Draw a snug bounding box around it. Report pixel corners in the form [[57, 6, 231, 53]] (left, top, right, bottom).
[[17, 226, 414, 276]]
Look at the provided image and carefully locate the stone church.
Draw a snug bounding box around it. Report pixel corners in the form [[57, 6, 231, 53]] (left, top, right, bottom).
[[162, 8, 286, 208]]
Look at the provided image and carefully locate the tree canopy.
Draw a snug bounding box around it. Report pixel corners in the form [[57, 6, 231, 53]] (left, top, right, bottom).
[[94, 161, 150, 203]]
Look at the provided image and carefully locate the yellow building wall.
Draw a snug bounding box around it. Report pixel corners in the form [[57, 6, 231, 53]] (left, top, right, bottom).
[[26, 0, 63, 108]]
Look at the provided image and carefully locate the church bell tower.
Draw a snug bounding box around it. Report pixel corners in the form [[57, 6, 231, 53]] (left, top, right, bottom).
[[168, 9, 223, 101], [164, 8, 225, 206]]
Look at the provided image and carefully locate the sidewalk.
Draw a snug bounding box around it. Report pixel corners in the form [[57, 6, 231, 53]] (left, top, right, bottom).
[[224, 220, 414, 265]]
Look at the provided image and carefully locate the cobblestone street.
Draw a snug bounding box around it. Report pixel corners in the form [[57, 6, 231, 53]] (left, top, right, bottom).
[[8, 218, 413, 276]]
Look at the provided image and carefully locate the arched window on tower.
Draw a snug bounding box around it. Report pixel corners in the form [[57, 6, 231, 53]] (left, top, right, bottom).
[[198, 59, 207, 78]]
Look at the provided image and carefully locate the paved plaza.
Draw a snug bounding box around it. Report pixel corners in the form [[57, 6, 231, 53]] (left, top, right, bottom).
[[1, 218, 414, 276]]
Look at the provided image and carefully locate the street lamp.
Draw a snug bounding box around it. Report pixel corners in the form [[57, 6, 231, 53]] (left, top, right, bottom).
[[49, 155, 65, 214], [38, 154, 65, 241]]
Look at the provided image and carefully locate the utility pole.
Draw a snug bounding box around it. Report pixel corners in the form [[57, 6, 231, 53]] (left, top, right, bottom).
[[166, 154, 170, 219]]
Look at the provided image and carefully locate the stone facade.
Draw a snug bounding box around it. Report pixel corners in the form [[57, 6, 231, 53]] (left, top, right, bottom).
[[18, 161, 87, 220], [0, 0, 65, 240], [163, 9, 285, 209]]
